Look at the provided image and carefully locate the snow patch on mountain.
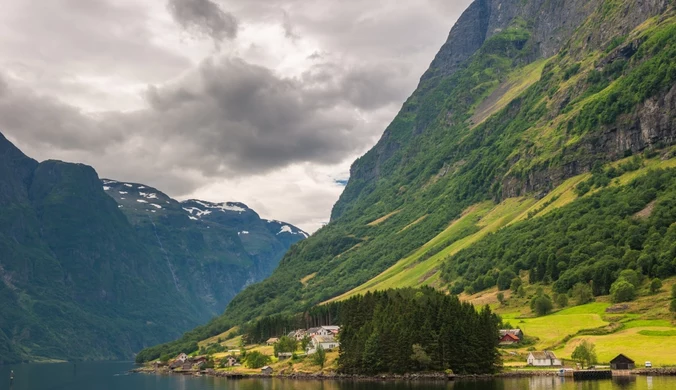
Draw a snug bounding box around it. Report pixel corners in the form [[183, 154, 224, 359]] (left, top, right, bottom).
[[183, 207, 212, 218], [139, 192, 158, 199]]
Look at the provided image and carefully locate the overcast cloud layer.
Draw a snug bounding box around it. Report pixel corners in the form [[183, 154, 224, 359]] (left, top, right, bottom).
[[0, 0, 471, 232]]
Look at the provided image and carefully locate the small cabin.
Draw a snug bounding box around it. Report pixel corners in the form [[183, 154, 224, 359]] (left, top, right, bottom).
[[610, 354, 635, 370], [261, 366, 273, 375], [222, 355, 237, 367], [266, 337, 280, 345], [499, 333, 520, 345], [499, 329, 524, 340]]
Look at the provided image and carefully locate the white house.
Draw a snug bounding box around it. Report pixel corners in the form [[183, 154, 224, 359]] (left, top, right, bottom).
[[306, 335, 339, 354], [175, 353, 188, 363], [316, 326, 340, 336], [527, 351, 562, 367]]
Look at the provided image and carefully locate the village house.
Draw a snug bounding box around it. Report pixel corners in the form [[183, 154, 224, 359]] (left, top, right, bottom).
[[499, 329, 524, 340], [287, 329, 307, 341], [306, 327, 322, 337], [175, 353, 188, 363], [498, 333, 520, 345], [266, 337, 280, 345], [610, 354, 635, 370], [222, 355, 237, 367], [317, 326, 340, 336], [527, 351, 562, 367], [261, 366, 273, 375], [306, 335, 339, 354]]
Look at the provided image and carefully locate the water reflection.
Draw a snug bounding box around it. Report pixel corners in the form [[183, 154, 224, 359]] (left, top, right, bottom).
[[1, 363, 676, 390]]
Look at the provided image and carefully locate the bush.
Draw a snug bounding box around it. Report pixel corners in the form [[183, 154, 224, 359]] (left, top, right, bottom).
[[510, 277, 523, 292], [650, 278, 662, 294], [530, 294, 553, 316], [312, 344, 327, 369], [670, 299, 676, 314], [556, 294, 568, 308], [610, 279, 636, 303], [517, 285, 526, 298], [571, 283, 594, 305], [618, 269, 640, 288], [571, 340, 597, 368], [273, 336, 298, 356], [244, 351, 271, 369], [497, 270, 517, 291], [497, 292, 505, 304]]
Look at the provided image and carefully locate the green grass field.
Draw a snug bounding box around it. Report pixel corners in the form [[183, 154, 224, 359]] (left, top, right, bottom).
[[485, 278, 676, 366]]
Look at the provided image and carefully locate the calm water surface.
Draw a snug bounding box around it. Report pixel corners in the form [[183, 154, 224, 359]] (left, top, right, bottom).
[[1, 362, 675, 390]]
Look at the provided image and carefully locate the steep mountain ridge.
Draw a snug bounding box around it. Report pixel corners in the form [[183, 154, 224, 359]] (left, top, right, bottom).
[[139, 0, 676, 362], [0, 134, 306, 364]]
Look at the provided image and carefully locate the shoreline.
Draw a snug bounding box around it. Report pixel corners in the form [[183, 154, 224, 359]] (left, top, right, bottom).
[[131, 366, 676, 381]]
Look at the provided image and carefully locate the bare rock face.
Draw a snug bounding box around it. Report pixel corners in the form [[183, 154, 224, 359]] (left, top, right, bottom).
[[422, 0, 605, 83], [501, 84, 676, 199]]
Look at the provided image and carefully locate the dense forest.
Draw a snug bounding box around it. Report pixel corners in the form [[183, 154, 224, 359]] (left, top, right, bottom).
[[442, 168, 676, 296], [338, 288, 500, 375]]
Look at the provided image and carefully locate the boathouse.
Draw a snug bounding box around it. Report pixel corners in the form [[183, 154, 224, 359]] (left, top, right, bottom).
[[610, 354, 635, 370]]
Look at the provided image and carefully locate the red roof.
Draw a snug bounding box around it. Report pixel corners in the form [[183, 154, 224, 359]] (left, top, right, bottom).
[[500, 333, 520, 342]]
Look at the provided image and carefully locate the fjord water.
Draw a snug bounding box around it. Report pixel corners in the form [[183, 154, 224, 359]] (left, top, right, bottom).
[[2, 363, 676, 390]]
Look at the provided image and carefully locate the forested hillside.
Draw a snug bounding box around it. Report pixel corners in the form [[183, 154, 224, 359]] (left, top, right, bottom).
[[141, 0, 676, 362], [0, 133, 305, 364]]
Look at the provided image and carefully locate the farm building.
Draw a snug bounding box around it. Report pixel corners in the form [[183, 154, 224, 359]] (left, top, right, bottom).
[[261, 366, 273, 375], [610, 354, 635, 370], [498, 333, 520, 345], [306, 335, 339, 354], [499, 329, 524, 340]]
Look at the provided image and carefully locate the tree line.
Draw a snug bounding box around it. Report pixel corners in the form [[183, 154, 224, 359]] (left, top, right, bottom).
[[337, 287, 500, 375]]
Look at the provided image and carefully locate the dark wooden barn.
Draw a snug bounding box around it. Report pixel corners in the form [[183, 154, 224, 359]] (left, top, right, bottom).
[[610, 354, 635, 370]]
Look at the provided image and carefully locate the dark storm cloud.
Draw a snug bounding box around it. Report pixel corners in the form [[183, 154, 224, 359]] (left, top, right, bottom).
[[144, 56, 406, 175], [0, 51, 408, 183], [167, 0, 238, 43]]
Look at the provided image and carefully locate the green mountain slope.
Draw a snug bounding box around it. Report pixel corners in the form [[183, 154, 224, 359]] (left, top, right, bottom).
[[0, 134, 305, 364], [140, 0, 676, 361]]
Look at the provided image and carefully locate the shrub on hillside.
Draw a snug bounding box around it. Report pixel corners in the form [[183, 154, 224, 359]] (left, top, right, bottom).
[[244, 351, 271, 369], [571, 283, 594, 305], [610, 279, 637, 303], [530, 294, 553, 316], [650, 278, 662, 294]]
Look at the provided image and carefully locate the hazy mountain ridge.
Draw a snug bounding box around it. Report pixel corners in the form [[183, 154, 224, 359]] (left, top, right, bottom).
[[0, 133, 305, 364]]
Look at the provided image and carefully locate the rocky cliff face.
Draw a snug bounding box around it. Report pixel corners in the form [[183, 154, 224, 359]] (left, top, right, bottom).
[[336, 0, 675, 218]]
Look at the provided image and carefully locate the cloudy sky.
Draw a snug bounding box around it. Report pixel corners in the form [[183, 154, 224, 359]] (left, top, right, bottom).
[[0, 0, 471, 233]]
